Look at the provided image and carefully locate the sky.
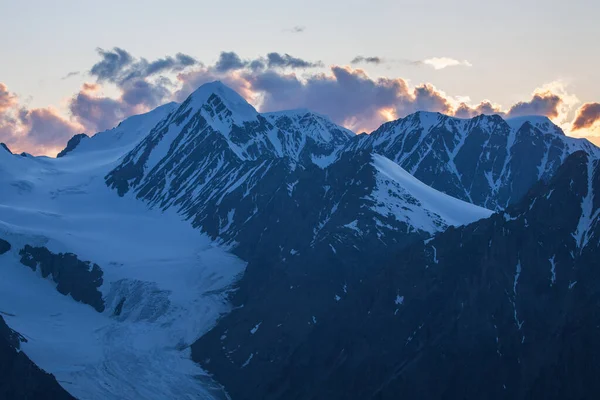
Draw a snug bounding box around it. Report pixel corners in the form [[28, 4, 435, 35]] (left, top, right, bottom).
[[1, 0, 600, 156]]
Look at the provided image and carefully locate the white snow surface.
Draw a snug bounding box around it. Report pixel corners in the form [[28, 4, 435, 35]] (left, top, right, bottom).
[[126, 82, 356, 171], [188, 81, 259, 125], [370, 154, 493, 233], [0, 120, 245, 399], [505, 115, 563, 135], [69, 102, 178, 160]]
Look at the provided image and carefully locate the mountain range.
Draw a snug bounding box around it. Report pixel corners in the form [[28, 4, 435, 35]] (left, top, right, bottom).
[[0, 81, 598, 399]]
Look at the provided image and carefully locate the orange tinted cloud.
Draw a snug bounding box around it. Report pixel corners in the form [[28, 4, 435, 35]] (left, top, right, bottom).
[[572, 103, 600, 130], [454, 101, 504, 119], [378, 107, 398, 122], [506, 91, 562, 119], [6, 48, 600, 156], [82, 82, 101, 93], [0, 82, 83, 156]]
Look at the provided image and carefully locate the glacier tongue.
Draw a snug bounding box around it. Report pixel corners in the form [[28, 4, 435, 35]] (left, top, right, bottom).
[[0, 129, 245, 400]]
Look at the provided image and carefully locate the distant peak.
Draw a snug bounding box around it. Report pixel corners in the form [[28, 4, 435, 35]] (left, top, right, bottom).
[[0, 143, 12, 154], [506, 115, 565, 135], [190, 81, 247, 106], [264, 108, 311, 117], [263, 108, 332, 122], [506, 115, 553, 124]]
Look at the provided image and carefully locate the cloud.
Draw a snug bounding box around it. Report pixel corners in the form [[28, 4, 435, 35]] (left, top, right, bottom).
[[66, 48, 200, 133], [21, 108, 82, 149], [120, 77, 171, 108], [69, 76, 173, 134], [90, 47, 198, 84], [90, 47, 134, 83], [213, 51, 322, 73], [174, 67, 256, 104], [0, 83, 18, 113], [238, 67, 586, 133], [529, 80, 579, 125], [5, 47, 598, 156], [453, 83, 577, 123], [69, 83, 135, 133], [506, 92, 562, 119], [350, 56, 383, 65], [139, 56, 588, 135], [572, 103, 600, 131], [266, 53, 323, 69], [144, 53, 198, 75], [418, 57, 473, 70], [62, 71, 81, 80], [0, 83, 82, 155], [243, 66, 453, 132], [215, 51, 247, 73], [454, 101, 503, 119], [286, 26, 305, 33]]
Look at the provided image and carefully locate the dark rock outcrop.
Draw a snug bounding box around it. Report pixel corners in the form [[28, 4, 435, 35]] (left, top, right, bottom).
[[57, 133, 89, 158], [0, 143, 12, 154], [0, 316, 75, 400], [0, 238, 11, 254], [19, 245, 105, 312]]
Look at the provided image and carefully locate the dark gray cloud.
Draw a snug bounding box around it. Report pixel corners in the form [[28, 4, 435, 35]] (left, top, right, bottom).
[[454, 101, 503, 119], [144, 53, 198, 75], [289, 26, 305, 33], [351, 56, 383, 65], [215, 51, 247, 72], [69, 48, 199, 134], [90, 47, 198, 84], [90, 47, 134, 83], [506, 92, 562, 119], [249, 59, 266, 71], [240, 66, 451, 131], [120, 78, 171, 108], [266, 52, 323, 69], [62, 71, 81, 80], [6, 48, 595, 156], [410, 84, 453, 115], [211, 51, 323, 71], [572, 102, 600, 130]]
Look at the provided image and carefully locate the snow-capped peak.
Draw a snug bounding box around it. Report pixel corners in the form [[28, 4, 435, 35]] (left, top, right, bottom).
[[187, 81, 258, 124], [506, 115, 565, 136], [356, 110, 598, 211], [264, 108, 355, 144], [1, 143, 12, 154]]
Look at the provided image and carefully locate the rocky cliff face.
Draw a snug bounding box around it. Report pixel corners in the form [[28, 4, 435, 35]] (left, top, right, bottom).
[[56, 133, 89, 158], [193, 151, 600, 399], [0, 237, 10, 254], [350, 112, 599, 210], [19, 245, 105, 312], [0, 316, 75, 400]]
